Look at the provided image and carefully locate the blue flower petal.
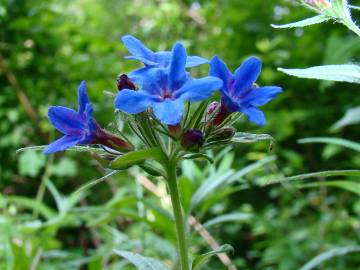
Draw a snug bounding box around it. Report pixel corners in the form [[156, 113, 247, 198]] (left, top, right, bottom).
[[121, 35, 154, 62], [48, 106, 86, 136], [240, 106, 266, 126], [77, 81, 90, 114], [174, 76, 222, 102], [128, 67, 149, 85], [152, 98, 184, 125], [125, 55, 159, 66], [242, 86, 282, 107], [154, 51, 172, 66], [185, 56, 208, 67], [43, 135, 82, 154], [114, 90, 159, 114], [232, 57, 262, 97], [169, 42, 187, 91], [209, 56, 232, 93]]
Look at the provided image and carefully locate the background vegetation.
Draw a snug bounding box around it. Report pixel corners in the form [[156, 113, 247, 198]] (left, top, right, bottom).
[[0, 0, 359, 269]]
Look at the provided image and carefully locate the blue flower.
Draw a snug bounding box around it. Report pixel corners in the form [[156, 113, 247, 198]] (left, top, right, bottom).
[[122, 35, 208, 85], [44, 81, 98, 154], [209, 56, 282, 126], [115, 42, 223, 125], [122, 35, 208, 68], [44, 82, 133, 154]]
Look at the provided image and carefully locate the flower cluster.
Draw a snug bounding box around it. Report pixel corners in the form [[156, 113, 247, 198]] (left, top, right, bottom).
[[44, 35, 281, 155]]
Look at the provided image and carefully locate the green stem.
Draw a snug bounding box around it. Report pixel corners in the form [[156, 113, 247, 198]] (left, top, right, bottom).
[[166, 160, 190, 270], [342, 18, 360, 37]]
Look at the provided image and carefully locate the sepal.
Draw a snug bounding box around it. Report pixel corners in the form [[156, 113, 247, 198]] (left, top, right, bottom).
[[109, 147, 165, 170]]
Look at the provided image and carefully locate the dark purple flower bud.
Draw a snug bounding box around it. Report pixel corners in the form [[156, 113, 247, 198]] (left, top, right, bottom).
[[181, 129, 204, 150], [117, 74, 136, 91]]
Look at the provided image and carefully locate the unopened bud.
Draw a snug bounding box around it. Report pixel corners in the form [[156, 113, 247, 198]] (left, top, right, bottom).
[[207, 102, 232, 126], [93, 124, 133, 152], [168, 123, 182, 139], [208, 127, 236, 142], [117, 74, 136, 91], [181, 129, 204, 150], [207, 101, 220, 115]]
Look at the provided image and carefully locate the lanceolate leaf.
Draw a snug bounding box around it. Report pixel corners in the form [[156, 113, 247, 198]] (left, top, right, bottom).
[[278, 64, 360, 83], [110, 147, 165, 170], [231, 132, 274, 144], [192, 244, 234, 270], [331, 106, 360, 130], [298, 137, 360, 152], [264, 170, 360, 186], [113, 250, 170, 270], [299, 246, 360, 270], [299, 181, 360, 196], [271, 15, 329, 29], [74, 170, 120, 194], [203, 213, 253, 228]]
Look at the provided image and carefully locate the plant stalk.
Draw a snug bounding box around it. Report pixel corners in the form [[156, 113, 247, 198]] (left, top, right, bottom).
[[166, 160, 190, 270]]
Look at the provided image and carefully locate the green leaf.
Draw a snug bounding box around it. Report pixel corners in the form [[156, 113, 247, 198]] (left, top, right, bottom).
[[264, 170, 360, 186], [110, 147, 165, 170], [10, 240, 31, 270], [74, 170, 120, 194], [113, 250, 170, 270], [299, 181, 360, 196], [331, 106, 360, 130], [0, 195, 55, 219], [203, 213, 253, 228], [298, 137, 360, 152], [349, 5, 360, 10], [232, 132, 274, 144], [191, 244, 234, 270], [178, 176, 193, 214], [299, 246, 360, 270], [278, 64, 360, 83], [190, 170, 234, 209], [271, 15, 329, 28], [183, 153, 214, 163], [228, 156, 277, 184]]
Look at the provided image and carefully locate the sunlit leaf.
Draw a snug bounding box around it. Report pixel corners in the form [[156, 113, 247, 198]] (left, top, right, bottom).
[[278, 64, 360, 83], [113, 250, 170, 270], [271, 15, 329, 28], [203, 213, 252, 228], [331, 106, 360, 131], [231, 132, 274, 144]]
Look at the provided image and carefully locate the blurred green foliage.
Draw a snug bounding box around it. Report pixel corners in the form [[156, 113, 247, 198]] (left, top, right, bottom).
[[1, 0, 360, 269]]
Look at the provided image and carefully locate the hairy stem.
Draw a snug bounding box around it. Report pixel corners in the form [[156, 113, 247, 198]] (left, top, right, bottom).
[[166, 160, 190, 270]]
